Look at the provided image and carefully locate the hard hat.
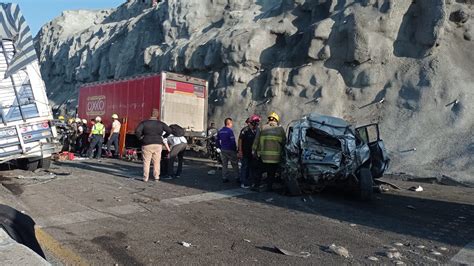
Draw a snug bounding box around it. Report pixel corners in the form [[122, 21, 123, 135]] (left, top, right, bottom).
[[68, 118, 74, 124], [112, 114, 119, 119], [268, 112, 280, 123], [250, 114, 261, 123], [82, 119, 88, 124], [75, 118, 81, 123], [58, 115, 64, 120], [95, 116, 102, 122]]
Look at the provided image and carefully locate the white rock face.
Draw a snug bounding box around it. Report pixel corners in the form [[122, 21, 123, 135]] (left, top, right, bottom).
[[35, 0, 474, 183]]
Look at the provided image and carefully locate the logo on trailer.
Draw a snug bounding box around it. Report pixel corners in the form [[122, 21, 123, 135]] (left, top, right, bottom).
[[86, 95, 106, 116]]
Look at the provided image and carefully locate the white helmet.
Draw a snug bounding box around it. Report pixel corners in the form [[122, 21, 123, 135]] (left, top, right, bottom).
[[75, 118, 81, 123], [95, 116, 102, 122], [82, 119, 88, 124]]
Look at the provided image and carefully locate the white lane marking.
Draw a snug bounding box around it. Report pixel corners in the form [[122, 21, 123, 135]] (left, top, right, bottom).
[[36, 189, 254, 227], [451, 241, 474, 265], [161, 188, 254, 206], [36, 204, 145, 227]]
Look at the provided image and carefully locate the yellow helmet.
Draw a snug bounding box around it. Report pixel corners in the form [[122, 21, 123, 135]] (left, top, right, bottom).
[[58, 115, 64, 120], [68, 118, 74, 124], [112, 114, 119, 119], [268, 112, 280, 123]]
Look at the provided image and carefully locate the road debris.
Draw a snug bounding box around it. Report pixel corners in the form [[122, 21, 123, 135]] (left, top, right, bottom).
[[394, 260, 405, 265], [243, 239, 251, 243], [274, 246, 311, 258], [367, 256, 379, 261], [207, 170, 216, 175], [125, 245, 131, 250], [350, 223, 357, 227], [326, 244, 351, 258], [406, 205, 416, 210], [438, 247, 448, 251], [375, 179, 401, 190], [265, 198, 274, 202], [430, 250, 442, 256], [383, 251, 402, 259], [394, 242, 404, 247], [409, 186, 423, 192], [415, 245, 425, 249], [180, 242, 192, 248]]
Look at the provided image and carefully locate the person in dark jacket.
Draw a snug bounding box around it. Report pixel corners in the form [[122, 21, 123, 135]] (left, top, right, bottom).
[[216, 118, 239, 183], [135, 109, 172, 182]]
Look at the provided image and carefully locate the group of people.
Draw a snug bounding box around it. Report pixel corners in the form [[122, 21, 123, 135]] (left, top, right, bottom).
[[57, 114, 122, 159], [215, 112, 286, 192]]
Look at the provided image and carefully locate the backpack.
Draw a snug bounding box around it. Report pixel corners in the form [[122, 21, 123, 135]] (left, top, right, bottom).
[[169, 124, 185, 137]]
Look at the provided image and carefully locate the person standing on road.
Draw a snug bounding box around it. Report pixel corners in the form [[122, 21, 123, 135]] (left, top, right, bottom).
[[238, 115, 260, 189], [135, 109, 172, 182], [216, 118, 239, 183], [79, 119, 89, 157], [252, 112, 286, 192], [87, 116, 106, 159], [163, 124, 188, 179], [107, 114, 121, 158]]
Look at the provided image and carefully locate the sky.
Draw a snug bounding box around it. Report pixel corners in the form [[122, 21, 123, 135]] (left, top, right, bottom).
[[8, 0, 124, 35]]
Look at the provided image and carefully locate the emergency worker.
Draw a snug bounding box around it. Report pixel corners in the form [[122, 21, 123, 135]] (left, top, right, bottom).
[[87, 116, 105, 159], [107, 114, 121, 158], [252, 112, 286, 192], [238, 115, 260, 188]]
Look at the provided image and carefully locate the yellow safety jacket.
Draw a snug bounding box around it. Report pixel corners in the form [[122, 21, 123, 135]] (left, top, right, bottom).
[[91, 123, 105, 135], [252, 122, 286, 164]]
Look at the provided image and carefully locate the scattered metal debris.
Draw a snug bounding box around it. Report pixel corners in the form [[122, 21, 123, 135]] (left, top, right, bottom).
[[180, 241, 192, 248], [409, 186, 423, 192], [367, 256, 379, 261], [438, 247, 448, 251], [394, 243, 404, 247], [383, 251, 402, 259], [243, 239, 251, 243], [327, 244, 351, 258], [415, 245, 426, 249], [430, 250, 442, 256], [400, 148, 417, 153], [274, 246, 311, 258]]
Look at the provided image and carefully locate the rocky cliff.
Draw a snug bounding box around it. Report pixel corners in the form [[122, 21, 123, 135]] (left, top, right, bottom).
[[35, 0, 474, 182]]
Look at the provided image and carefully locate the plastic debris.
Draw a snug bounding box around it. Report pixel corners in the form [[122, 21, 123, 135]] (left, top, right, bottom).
[[430, 250, 442, 256], [350, 224, 357, 227], [394, 242, 404, 247], [438, 247, 448, 251], [409, 186, 423, 192], [415, 245, 425, 249], [180, 242, 192, 248], [406, 205, 416, 210], [367, 256, 379, 261], [274, 246, 311, 258], [243, 239, 251, 243], [327, 244, 351, 258], [207, 170, 216, 175]]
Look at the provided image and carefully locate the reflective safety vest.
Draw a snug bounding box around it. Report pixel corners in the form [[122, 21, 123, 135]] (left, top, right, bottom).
[[253, 122, 286, 164], [91, 123, 105, 135]]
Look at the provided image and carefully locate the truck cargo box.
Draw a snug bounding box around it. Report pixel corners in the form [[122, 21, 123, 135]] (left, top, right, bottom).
[[78, 72, 208, 140]]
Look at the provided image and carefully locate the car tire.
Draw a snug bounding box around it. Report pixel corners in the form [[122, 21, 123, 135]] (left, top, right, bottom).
[[17, 159, 39, 171], [39, 158, 51, 170], [358, 167, 373, 201]]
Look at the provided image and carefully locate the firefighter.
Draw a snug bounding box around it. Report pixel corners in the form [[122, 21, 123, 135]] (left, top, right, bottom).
[[107, 114, 121, 158], [238, 115, 260, 189], [87, 116, 105, 159], [79, 119, 89, 156], [251, 112, 286, 192]]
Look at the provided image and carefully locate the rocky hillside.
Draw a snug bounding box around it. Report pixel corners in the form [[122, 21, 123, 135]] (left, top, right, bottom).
[[35, 0, 473, 182]]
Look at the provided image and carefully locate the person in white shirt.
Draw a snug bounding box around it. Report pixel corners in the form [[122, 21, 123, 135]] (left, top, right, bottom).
[[162, 125, 187, 179], [107, 114, 122, 158]]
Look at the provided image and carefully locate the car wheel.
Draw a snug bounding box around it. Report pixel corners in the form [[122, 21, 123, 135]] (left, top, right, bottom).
[[358, 168, 373, 201], [39, 157, 51, 170]]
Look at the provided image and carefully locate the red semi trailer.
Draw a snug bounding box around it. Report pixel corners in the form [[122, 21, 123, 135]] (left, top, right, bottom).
[[77, 72, 208, 155]]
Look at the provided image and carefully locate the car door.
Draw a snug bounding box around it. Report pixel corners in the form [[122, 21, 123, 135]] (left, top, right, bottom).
[[355, 123, 390, 178]]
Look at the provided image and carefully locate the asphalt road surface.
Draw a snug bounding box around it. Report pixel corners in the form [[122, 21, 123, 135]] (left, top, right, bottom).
[[0, 157, 473, 265]]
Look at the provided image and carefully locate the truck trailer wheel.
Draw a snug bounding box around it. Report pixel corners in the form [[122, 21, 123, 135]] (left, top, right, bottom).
[[358, 168, 373, 201], [39, 158, 51, 170], [17, 159, 39, 171]]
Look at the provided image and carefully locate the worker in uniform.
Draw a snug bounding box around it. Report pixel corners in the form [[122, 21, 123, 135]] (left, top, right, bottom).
[[107, 114, 121, 158], [252, 112, 286, 192], [238, 115, 260, 189], [162, 124, 187, 179], [135, 109, 172, 182], [87, 116, 105, 159], [79, 119, 90, 157], [75, 118, 84, 153], [216, 118, 239, 183]]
